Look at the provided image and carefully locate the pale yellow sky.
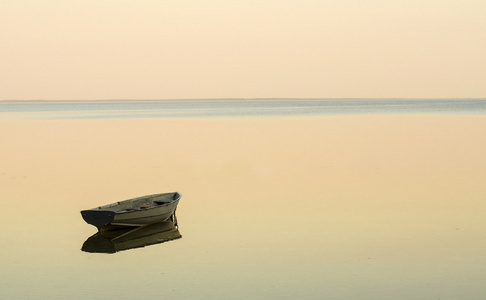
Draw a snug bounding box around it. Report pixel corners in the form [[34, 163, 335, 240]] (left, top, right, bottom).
[[1, 0, 485, 100]]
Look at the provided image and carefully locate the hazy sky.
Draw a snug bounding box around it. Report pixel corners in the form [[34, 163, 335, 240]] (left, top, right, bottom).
[[1, 0, 485, 100]]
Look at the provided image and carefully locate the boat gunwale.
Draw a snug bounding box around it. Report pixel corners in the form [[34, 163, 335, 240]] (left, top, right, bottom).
[[90, 192, 181, 213], [115, 198, 179, 215]]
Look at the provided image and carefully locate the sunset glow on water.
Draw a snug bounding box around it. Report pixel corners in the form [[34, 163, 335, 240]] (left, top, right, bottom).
[[2, 106, 486, 299]]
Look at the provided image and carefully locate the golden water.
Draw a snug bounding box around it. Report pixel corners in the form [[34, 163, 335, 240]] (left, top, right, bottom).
[[1, 115, 486, 299]]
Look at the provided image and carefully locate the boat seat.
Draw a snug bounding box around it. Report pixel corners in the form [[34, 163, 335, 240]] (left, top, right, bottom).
[[118, 208, 137, 213]]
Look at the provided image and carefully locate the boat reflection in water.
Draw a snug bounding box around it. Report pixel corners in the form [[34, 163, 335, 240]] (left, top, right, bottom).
[[82, 213, 181, 254]]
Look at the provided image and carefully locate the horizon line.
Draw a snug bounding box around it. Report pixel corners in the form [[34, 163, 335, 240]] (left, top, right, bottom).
[[2, 97, 486, 103]]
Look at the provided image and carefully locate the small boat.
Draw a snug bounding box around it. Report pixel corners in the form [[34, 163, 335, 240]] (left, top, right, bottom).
[[81, 214, 181, 253], [81, 192, 181, 230]]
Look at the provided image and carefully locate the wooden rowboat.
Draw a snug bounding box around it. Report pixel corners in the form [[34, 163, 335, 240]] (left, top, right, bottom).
[[81, 192, 181, 230]]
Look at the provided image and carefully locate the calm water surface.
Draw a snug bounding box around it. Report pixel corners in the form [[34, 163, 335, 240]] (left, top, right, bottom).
[[1, 100, 486, 299], [2, 99, 486, 119]]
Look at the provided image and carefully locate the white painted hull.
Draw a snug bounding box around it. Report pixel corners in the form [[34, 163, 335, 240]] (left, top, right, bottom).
[[111, 200, 178, 226], [81, 192, 181, 229]]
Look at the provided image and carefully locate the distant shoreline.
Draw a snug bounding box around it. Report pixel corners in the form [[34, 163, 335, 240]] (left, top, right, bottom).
[[2, 98, 486, 103]]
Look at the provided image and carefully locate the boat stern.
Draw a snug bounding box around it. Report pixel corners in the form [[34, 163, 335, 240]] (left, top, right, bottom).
[[81, 210, 116, 230]]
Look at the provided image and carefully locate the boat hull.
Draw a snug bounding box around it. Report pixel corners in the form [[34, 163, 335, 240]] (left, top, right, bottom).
[[111, 200, 178, 226], [81, 192, 180, 230]]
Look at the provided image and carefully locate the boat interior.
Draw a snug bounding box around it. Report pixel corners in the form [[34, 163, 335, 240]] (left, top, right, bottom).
[[96, 192, 179, 212]]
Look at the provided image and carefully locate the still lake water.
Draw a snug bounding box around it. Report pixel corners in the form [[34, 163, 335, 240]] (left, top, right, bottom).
[[1, 99, 486, 299], [2, 98, 486, 120]]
